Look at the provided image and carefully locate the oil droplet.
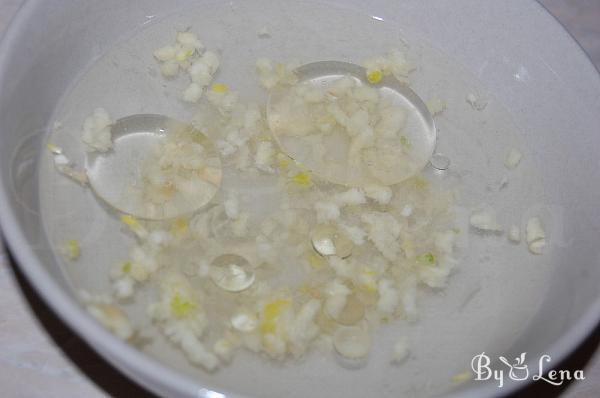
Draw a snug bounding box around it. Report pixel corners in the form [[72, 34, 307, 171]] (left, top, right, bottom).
[[311, 224, 353, 258], [333, 325, 371, 359], [210, 254, 255, 292], [430, 153, 450, 171]]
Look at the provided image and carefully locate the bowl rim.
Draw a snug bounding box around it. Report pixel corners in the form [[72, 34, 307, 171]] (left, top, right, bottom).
[[0, 1, 599, 397]]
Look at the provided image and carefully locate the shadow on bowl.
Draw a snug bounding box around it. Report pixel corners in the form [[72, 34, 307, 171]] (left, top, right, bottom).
[[4, 243, 599, 398]]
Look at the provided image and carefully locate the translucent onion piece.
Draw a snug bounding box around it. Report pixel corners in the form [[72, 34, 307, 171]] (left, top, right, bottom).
[[334, 294, 365, 326]]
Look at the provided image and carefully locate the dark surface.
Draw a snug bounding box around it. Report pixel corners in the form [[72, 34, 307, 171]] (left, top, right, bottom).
[[5, 247, 600, 398], [6, 248, 158, 398]]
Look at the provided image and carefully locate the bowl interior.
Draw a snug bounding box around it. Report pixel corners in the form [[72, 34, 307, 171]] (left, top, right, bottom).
[[2, 1, 600, 398]]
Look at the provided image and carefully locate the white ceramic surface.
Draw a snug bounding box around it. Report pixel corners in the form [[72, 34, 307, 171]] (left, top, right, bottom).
[[1, 1, 600, 398]]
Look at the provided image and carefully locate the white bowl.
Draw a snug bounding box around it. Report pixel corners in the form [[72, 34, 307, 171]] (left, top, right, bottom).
[[1, 1, 600, 397]]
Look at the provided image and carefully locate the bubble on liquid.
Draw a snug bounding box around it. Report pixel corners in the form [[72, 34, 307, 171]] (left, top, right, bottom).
[[430, 153, 450, 171], [210, 254, 255, 292], [311, 224, 353, 258]]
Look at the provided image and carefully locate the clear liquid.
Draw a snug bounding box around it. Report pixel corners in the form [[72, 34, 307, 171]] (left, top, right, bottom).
[[38, 1, 551, 397]]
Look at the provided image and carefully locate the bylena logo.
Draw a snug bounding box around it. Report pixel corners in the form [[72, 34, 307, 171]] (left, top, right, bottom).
[[471, 352, 585, 388]]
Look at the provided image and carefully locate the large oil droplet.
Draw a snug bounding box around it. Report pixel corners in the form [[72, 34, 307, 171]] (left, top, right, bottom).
[[267, 61, 436, 186], [85, 114, 222, 220], [210, 254, 255, 292]]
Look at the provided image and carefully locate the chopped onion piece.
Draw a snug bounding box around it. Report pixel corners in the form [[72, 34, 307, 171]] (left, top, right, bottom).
[[257, 26, 271, 38], [81, 108, 113, 152], [62, 239, 80, 260], [363, 185, 393, 205], [466, 93, 487, 110], [426, 98, 446, 116], [470, 208, 503, 232], [504, 148, 523, 169], [508, 225, 521, 243], [392, 337, 409, 364], [526, 217, 546, 254]]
